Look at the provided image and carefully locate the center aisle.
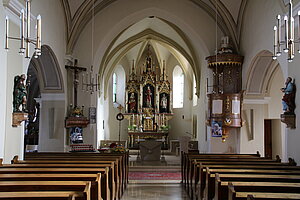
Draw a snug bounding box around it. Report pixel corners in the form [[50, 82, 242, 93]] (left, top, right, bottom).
[[121, 153, 189, 200]]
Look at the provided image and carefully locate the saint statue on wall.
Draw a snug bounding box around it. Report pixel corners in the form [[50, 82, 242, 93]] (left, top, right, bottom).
[[281, 77, 296, 114], [128, 92, 137, 113], [13, 74, 28, 112]]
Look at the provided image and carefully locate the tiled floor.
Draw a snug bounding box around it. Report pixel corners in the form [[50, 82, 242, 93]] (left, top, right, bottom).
[[122, 152, 189, 200], [121, 183, 189, 200]]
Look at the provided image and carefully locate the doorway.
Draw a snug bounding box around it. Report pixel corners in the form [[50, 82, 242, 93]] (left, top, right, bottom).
[[264, 119, 272, 158]]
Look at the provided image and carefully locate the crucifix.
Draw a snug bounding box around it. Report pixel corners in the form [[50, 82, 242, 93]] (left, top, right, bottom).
[[65, 59, 86, 107]]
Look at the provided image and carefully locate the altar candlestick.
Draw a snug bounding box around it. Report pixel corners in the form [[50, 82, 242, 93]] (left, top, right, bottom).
[[5, 16, 9, 50]]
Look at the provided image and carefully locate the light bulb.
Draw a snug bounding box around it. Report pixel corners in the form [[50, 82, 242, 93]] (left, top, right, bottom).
[[272, 56, 277, 60], [288, 58, 293, 62], [276, 52, 282, 56], [284, 48, 289, 53]]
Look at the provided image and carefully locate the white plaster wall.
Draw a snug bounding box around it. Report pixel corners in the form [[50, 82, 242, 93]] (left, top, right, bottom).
[[268, 68, 284, 119], [29, 0, 67, 151], [286, 55, 300, 165], [272, 119, 282, 159], [38, 99, 65, 152], [167, 56, 193, 141], [105, 61, 128, 143], [240, 104, 265, 155], [239, 0, 283, 157], [1, 0, 67, 156], [4, 21, 24, 163], [210, 129, 239, 153], [0, 0, 8, 160]]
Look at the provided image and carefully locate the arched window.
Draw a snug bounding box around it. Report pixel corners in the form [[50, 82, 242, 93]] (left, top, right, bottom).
[[173, 65, 184, 108], [112, 73, 117, 102]]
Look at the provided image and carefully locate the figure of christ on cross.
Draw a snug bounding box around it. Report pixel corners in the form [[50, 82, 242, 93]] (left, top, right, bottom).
[[65, 59, 86, 107]]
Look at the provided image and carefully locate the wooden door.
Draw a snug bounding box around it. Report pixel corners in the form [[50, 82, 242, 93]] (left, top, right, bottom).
[[264, 119, 272, 159]]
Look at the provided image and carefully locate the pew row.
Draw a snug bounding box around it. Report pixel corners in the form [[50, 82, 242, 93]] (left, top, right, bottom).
[[0, 181, 91, 200]]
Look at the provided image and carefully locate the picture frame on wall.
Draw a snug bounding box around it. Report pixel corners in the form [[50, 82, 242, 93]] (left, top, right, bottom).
[[89, 107, 96, 124], [211, 120, 222, 137]]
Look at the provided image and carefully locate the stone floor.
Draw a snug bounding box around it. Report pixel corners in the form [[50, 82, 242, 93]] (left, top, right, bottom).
[[121, 151, 189, 200], [121, 183, 189, 200]]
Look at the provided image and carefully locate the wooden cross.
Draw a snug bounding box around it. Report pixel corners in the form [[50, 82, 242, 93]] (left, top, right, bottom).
[[65, 59, 86, 107]]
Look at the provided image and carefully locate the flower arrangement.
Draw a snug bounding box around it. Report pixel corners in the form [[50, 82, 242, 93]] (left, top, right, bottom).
[[160, 125, 170, 131], [111, 146, 127, 153]]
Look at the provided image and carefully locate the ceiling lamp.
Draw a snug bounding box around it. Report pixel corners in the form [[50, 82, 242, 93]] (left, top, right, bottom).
[[273, 0, 299, 62], [81, 0, 99, 94], [5, 0, 41, 59]]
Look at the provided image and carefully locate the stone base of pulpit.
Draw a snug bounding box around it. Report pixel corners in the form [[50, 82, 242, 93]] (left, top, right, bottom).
[[139, 140, 162, 161]]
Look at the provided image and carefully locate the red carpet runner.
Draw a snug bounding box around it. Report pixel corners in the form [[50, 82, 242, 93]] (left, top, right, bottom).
[[129, 171, 181, 180]]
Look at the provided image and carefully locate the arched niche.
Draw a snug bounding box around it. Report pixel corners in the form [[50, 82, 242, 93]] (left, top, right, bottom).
[[29, 45, 64, 93], [245, 50, 280, 97]]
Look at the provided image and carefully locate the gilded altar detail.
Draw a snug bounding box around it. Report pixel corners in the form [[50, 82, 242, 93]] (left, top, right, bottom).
[[123, 45, 173, 148]]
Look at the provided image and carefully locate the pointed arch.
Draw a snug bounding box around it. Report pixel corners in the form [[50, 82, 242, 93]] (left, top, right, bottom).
[[245, 50, 280, 97], [29, 45, 64, 93]]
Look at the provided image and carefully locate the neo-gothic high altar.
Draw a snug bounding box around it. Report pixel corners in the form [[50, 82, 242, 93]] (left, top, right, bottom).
[[124, 47, 173, 148]]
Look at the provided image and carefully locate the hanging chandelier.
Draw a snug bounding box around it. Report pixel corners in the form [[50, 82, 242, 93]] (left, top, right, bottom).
[[5, 0, 41, 59], [273, 0, 299, 62], [81, 0, 99, 94]]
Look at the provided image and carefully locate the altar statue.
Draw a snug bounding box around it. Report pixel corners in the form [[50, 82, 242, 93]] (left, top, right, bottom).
[[13, 74, 27, 112], [281, 77, 296, 114], [128, 92, 136, 113], [160, 93, 168, 112], [145, 86, 152, 107]]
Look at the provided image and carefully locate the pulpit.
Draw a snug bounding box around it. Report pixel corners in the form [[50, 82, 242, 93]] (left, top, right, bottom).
[[139, 140, 162, 161]]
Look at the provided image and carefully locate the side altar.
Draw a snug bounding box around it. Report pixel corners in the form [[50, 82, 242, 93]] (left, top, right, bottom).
[[124, 46, 173, 148]]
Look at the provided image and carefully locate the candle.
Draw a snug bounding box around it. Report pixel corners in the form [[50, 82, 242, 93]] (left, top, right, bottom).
[[274, 26, 277, 57], [5, 16, 9, 50], [20, 9, 25, 52], [277, 15, 281, 55], [291, 17, 295, 59], [298, 11, 300, 53], [25, 0, 31, 58], [37, 15, 41, 50], [284, 15, 288, 52]]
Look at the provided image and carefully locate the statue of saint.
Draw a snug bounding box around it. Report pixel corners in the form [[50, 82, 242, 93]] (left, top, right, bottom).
[[160, 94, 168, 112], [281, 77, 296, 114], [145, 86, 152, 107], [128, 92, 136, 113], [13, 74, 27, 112]]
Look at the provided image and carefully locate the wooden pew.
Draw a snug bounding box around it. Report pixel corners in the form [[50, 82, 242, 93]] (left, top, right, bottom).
[[187, 158, 283, 198], [0, 174, 102, 200], [182, 152, 261, 186], [3, 162, 117, 199], [0, 167, 111, 200], [215, 173, 300, 200], [10, 157, 123, 199], [15, 154, 127, 199], [22, 152, 129, 192], [203, 167, 300, 200], [195, 163, 300, 200], [0, 191, 86, 200], [228, 182, 300, 200], [182, 153, 265, 192], [0, 181, 91, 200]]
